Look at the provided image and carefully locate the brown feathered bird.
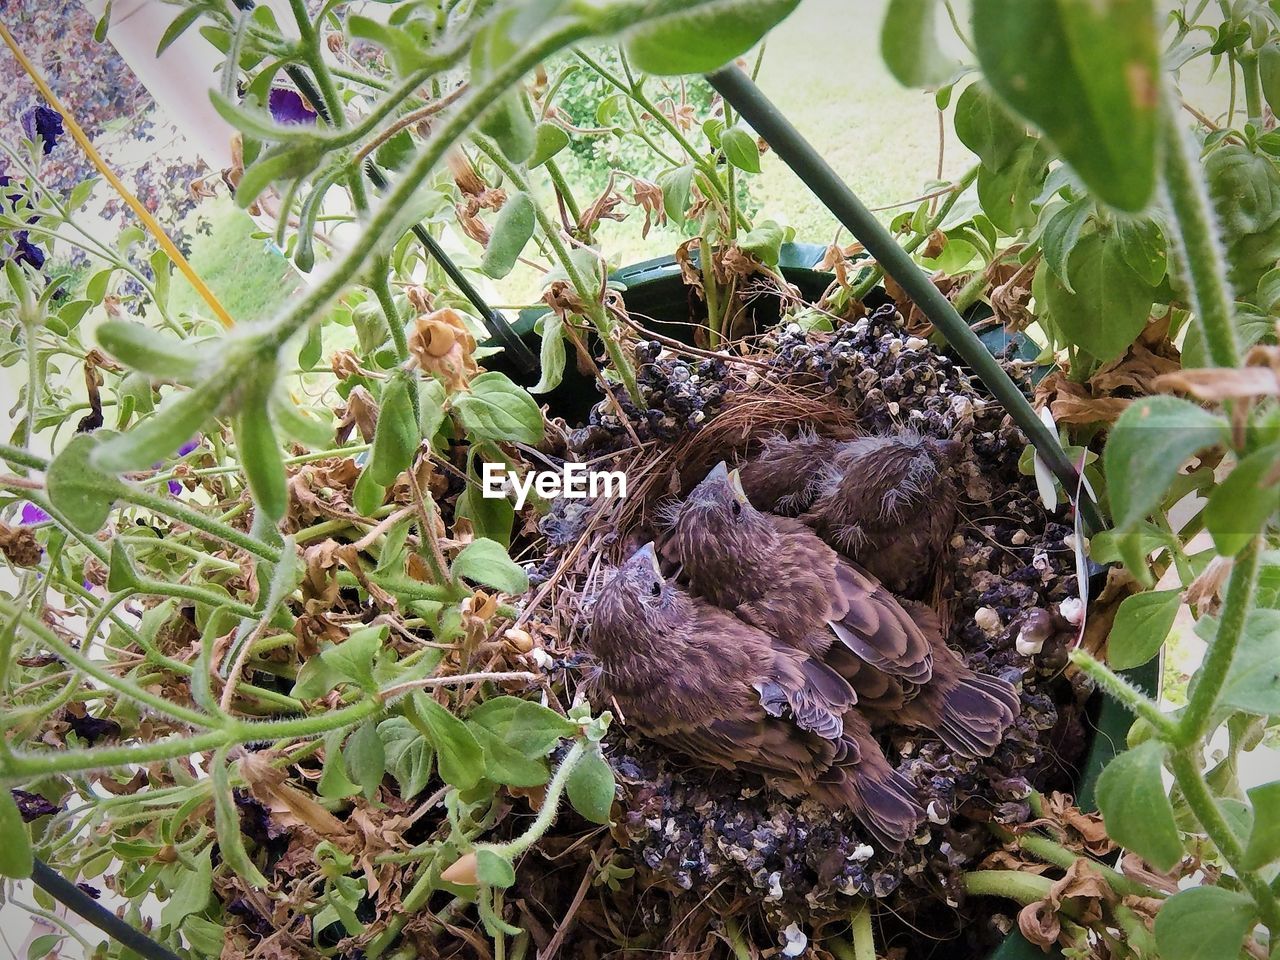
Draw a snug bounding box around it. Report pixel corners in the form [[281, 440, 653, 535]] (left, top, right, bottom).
[[803, 432, 961, 597], [738, 430, 959, 597], [590, 543, 924, 847], [662, 464, 1019, 758]]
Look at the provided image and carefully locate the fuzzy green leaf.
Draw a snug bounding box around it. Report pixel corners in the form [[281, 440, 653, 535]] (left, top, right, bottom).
[[972, 0, 1160, 211], [1096, 740, 1183, 871], [567, 744, 616, 825], [1107, 589, 1179, 670], [454, 372, 544, 445], [1153, 886, 1255, 960], [1104, 397, 1227, 531], [880, 0, 959, 87], [623, 0, 800, 75], [451, 537, 529, 595]]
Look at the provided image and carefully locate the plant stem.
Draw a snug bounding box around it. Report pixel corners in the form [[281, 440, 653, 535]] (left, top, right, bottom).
[[1069, 649, 1176, 737], [849, 164, 978, 301], [1241, 50, 1264, 126], [473, 136, 642, 405], [1160, 94, 1241, 370], [849, 900, 876, 960], [1007, 830, 1159, 900], [487, 740, 585, 859], [964, 870, 1081, 914], [1178, 537, 1260, 744], [1169, 747, 1280, 939]]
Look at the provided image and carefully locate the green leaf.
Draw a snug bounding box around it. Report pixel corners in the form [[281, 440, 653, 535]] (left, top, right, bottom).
[[469, 696, 577, 756], [1219, 610, 1280, 716], [375, 130, 415, 171], [46, 433, 131, 533], [107, 539, 143, 592], [1108, 589, 1179, 670], [1153, 886, 1255, 960], [479, 93, 535, 164], [881, 0, 960, 87], [377, 716, 434, 798], [1040, 199, 1093, 289], [1206, 145, 1280, 237], [469, 723, 549, 787], [453, 371, 544, 445], [93, 367, 236, 473], [567, 744, 616, 825], [344, 721, 386, 800], [530, 313, 565, 395], [292, 626, 384, 698], [1205, 446, 1280, 557], [1045, 229, 1155, 362], [456, 483, 515, 547], [953, 81, 1025, 171], [623, 0, 800, 75], [1241, 780, 1280, 870], [0, 790, 33, 878], [27, 934, 63, 960], [1096, 740, 1183, 871], [452, 538, 529, 595], [1115, 217, 1167, 286], [181, 917, 226, 958], [476, 848, 515, 888], [96, 321, 205, 382], [318, 729, 360, 799], [529, 122, 570, 168], [211, 752, 269, 889], [972, 0, 1159, 211], [369, 371, 421, 486], [481, 192, 536, 280], [975, 137, 1050, 234], [720, 123, 761, 173], [160, 846, 214, 927], [737, 219, 785, 266], [412, 694, 484, 790], [157, 5, 204, 54], [659, 164, 695, 222], [1261, 42, 1280, 118], [233, 368, 287, 523], [1104, 397, 1227, 531]]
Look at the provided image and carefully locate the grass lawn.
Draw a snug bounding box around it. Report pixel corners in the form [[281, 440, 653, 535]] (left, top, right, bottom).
[[168, 197, 300, 325]]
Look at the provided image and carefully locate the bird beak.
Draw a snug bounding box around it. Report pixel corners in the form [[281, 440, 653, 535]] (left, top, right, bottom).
[[706, 461, 730, 484], [727, 468, 748, 503], [634, 541, 662, 576]]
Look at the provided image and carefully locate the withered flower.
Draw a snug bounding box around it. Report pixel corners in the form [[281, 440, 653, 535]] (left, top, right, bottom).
[[408, 307, 479, 392]]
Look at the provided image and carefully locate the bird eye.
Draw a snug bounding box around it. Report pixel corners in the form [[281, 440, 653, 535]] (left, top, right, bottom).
[[649, 580, 662, 597], [730, 500, 742, 518]]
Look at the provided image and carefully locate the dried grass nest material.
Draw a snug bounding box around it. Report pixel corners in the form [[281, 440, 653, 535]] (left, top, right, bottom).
[[524, 303, 1102, 957]]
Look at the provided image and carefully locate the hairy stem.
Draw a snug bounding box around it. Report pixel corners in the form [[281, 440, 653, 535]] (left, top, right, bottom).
[[1160, 94, 1241, 370], [1178, 538, 1260, 744], [1069, 649, 1177, 737]]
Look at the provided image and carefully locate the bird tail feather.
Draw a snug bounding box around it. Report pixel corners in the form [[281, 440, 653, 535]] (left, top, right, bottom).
[[819, 761, 923, 850], [928, 669, 1020, 758]]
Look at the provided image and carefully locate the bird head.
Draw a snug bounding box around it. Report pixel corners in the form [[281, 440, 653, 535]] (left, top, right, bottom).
[[825, 432, 957, 519], [661, 462, 771, 573], [590, 542, 684, 644]]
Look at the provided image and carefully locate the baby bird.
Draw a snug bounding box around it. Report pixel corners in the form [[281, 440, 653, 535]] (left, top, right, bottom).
[[803, 432, 961, 597], [662, 464, 1019, 758], [735, 426, 841, 515], [590, 543, 923, 848]]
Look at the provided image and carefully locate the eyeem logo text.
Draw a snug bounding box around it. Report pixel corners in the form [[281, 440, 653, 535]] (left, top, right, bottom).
[[481, 462, 627, 510]]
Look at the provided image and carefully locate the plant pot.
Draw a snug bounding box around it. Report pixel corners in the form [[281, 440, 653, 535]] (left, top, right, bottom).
[[490, 244, 1160, 960]]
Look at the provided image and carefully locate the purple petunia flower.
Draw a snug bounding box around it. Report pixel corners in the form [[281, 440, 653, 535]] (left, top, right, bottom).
[[20, 502, 50, 525], [20, 104, 63, 155], [11, 232, 44, 269], [268, 88, 318, 126]]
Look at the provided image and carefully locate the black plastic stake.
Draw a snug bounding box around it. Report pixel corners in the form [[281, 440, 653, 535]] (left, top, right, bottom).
[[707, 65, 1103, 534], [31, 858, 185, 960]]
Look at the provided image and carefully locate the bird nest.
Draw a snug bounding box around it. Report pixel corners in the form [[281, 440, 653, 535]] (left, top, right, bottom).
[[519, 302, 1109, 958]]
